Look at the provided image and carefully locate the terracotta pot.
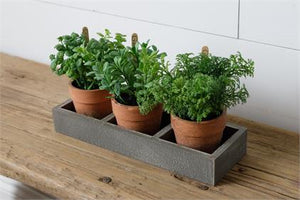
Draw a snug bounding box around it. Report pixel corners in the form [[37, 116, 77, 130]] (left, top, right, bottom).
[[171, 111, 226, 153], [111, 98, 163, 135], [68, 81, 112, 118]]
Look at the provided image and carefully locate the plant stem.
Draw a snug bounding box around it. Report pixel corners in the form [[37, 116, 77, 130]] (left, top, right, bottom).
[[87, 81, 95, 90], [75, 79, 81, 88]]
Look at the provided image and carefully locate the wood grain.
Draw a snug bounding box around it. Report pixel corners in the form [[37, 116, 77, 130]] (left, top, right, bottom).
[[0, 53, 299, 199]]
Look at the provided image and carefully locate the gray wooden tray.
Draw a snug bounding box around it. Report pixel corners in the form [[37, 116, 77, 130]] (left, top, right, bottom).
[[52, 99, 247, 186]]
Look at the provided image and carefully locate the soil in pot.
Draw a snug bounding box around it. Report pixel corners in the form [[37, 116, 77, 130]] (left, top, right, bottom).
[[111, 98, 163, 135], [68, 81, 112, 119], [171, 111, 226, 153]]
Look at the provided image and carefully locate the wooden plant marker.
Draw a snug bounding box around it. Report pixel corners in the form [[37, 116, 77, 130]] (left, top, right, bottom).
[[82, 26, 89, 45], [201, 46, 209, 55], [131, 33, 138, 47]]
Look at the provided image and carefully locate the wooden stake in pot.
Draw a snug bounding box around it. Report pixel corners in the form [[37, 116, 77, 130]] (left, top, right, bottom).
[[131, 33, 139, 64], [201, 46, 209, 55], [131, 33, 138, 47], [82, 26, 89, 46]]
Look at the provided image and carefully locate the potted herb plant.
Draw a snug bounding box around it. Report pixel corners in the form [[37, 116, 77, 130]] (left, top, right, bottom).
[[92, 34, 168, 135], [156, 47, 254, 153], [49, 27, 126, 118]]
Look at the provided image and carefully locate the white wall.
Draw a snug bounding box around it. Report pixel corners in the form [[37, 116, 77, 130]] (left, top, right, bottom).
[[1, 0, 299, 132]]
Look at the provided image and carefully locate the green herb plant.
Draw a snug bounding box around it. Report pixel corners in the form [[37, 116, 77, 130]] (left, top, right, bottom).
[[155, 52, 254, 122], [92, 41, 169, 115], [49, 29, 126, 90]]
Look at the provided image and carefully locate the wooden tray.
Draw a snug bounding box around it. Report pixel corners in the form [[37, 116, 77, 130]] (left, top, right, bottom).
[[52, 99, 247, 185]]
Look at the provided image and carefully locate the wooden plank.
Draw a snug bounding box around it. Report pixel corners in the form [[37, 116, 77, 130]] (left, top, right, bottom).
[[0, 53, 69, 105], [1, 123, 289, 199], [0, 53, 299, 199]]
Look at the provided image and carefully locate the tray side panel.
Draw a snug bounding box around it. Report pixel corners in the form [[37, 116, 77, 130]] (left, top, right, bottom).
[[213, 129, 247, 185], [153, 138, 214, 185], [52, 106, 215, 185], [102, 123, 214, 184]]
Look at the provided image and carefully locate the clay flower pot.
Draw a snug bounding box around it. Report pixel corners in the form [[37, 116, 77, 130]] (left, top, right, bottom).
[[111, 98, 163, 135], [68, 81, 112, 119], [171, 111, 226, 153]]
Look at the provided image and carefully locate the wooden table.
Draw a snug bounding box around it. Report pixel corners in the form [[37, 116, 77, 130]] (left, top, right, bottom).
[[0, 53, 299, 199]]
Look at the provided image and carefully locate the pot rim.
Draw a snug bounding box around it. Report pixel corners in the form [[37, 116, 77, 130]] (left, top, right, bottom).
[[171, 111, 226, 125], [111, 98, 163, 111], [111, 97, 139, 109], [69, 81, 100, 92]]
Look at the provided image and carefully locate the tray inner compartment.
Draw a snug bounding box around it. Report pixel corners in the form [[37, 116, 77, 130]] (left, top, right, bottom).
[[159, 126, 238, 154]]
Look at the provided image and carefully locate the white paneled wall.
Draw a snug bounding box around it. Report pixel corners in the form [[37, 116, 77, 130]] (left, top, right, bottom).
[[0, 0, 299, 132], [240, 0, 300, 49], [57, 0, 239, 38]]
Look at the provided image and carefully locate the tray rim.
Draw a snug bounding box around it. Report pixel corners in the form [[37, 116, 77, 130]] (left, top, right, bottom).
[[53, 99, 247, 160]]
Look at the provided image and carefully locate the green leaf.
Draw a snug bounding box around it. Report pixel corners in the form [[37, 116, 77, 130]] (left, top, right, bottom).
[[50, 60, 57, 70], [55, 44, 65, 51], [105, 29, 111, 37], [84, 61, 92, 66], [76, 58, 82, 68], [49, 54, 55, 60]]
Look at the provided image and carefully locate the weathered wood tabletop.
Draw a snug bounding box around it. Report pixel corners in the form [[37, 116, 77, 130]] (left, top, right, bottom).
[[0, 53, 299, 199]]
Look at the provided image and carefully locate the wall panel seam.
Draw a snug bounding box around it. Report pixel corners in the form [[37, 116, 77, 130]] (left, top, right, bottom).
[[35, 0, 300, 51], [237, 0, 240, 39]]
